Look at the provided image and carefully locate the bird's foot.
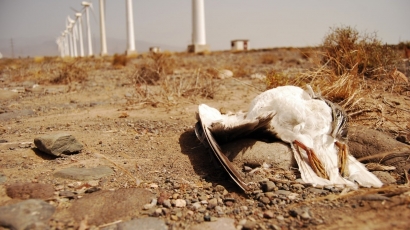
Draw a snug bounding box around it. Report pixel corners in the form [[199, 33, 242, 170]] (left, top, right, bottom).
[[294, 140, 329, 179], [335, 141, 349, 177]]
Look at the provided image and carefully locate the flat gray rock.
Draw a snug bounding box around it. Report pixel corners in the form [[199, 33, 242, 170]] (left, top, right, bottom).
[[0, 174, 6, 184], [53, 165, 114, 181], [0, 199, 55, 230], [0, 89, 19, 100], [221, 138, 296, 169], [67, 188, 155, 226], [101, 217, 167, 230], [34, 133, 83, 156], [189, 217, 236, 230]]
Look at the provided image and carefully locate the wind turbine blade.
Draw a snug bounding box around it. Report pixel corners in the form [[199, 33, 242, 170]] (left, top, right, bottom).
[[70, 7, 80, 12]]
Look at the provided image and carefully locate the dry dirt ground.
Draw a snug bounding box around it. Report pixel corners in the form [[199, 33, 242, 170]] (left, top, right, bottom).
[[0, 49, 410, 229]]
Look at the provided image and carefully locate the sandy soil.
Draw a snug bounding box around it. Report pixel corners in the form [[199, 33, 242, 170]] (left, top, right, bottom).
[[0, 49, 409, 229]]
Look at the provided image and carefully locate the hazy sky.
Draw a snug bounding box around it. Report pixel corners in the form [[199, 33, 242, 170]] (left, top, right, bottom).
[[1, 0, 409, 56]]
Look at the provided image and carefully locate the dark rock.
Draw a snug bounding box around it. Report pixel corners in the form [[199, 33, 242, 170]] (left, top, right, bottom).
[[34, 133, 83, 156], [0, 199, 55, 230], [53, 165, 114, 181], [6, 183, 54, 199]]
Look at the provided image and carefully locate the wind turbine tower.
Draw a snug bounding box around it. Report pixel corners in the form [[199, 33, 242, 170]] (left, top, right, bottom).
[[126, 0, 137, 56], [99, 0, 108, 56], [188, 0, 209, 53], [76, 13, 85, 57], [82, 1, 93, 56]]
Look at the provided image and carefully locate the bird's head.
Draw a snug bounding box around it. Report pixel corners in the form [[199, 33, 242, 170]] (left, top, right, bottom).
[[325, 100, 348, 142]]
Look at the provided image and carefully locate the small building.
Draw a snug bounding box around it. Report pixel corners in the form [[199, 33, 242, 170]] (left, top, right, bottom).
[[231, 39, 249, 51], [149, 47, 161, 53]]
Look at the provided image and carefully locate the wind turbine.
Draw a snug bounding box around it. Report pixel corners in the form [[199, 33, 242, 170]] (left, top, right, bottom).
[[99, 0, 108, 56], [82, 1, 93, 56], [188, 0, 209, 53], [68, 16, 78, 57], [66, 17, 74, 57], [75, 12, 85, 57], [126, 0, 136, 55]]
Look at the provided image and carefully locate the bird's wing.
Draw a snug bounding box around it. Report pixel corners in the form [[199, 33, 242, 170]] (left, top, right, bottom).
[[195, 104, 275, 192], [195, 120, 250, 191]]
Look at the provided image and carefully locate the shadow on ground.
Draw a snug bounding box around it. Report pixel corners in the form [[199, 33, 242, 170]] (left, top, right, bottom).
[[178, 129, 245, 194]]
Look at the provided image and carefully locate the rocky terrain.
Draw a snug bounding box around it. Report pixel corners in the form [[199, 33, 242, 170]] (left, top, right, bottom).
[[0, 48, 409, 230]]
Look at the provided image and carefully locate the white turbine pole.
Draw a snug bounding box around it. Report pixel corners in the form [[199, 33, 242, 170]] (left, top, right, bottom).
[[99, 0, 108, 56], [192, 0, 206, 45], [76, 13, 85, 57], [189, 0, 209, 53], [126, 0, 136, 56], [68, 30, 74, 57], [68, 16, 77, 57], [82, 1, 93, 56]]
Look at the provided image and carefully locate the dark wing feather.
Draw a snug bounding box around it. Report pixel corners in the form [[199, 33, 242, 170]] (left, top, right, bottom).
[[195, 113, 275, 192], [197, 120, 250, 191]]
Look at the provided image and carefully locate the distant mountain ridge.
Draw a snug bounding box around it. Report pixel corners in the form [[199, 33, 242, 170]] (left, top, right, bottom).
[[0, 36, 184, 58]]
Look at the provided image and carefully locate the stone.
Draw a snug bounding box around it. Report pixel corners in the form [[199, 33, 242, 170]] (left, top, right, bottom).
[[242, 220, 257, 230], [348, 126, 409, 173], [207, 198, 218, 209], [217, 69, 234, 79], [6, 182, 54, 199], [261, 180, 276, 192], [53, 165, 114, 181], [162, 199, 172, 208], [68, 188, 154, 226], [189, 217, 236, 230], [259, 196, 270, 205], [0, 89, 19, 100], [34, 133, 83, 156], [263, 210, 275, 219], [0, 199, 55, 230], [191, 202, 202, 210], [0, 173, 6, 184], [101, 217, 167, 230], [289, 206, 311, 220], [174, 199, 187, 208], [221, 139, 296, 170], [371, 171, 397, 184]]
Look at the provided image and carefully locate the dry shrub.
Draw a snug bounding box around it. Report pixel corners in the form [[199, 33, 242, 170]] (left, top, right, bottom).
[[160, 69, 216, 99], [112, 54, 127, 67], [322, 26, 400, 78], [52, 60, 88, 84], [265, 70, 290, 89], [132, 51, 176, 86], [260, 53, 278, 64]]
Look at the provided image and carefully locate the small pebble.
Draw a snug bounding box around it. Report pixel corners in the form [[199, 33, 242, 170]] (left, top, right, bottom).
[[263, 210, 274, 219], [174, 199, 186, 208]]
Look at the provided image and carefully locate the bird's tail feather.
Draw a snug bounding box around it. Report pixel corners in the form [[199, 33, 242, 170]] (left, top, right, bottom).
[[347, 155, 383, 188]]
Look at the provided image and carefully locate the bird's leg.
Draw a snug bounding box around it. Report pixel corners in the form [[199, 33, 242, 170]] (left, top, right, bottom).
[[294, 140, 328, 179], [335, 141, 349, 177]]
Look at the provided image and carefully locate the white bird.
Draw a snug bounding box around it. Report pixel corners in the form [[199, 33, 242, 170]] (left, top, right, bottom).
[[195, 85, 382, 191]]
